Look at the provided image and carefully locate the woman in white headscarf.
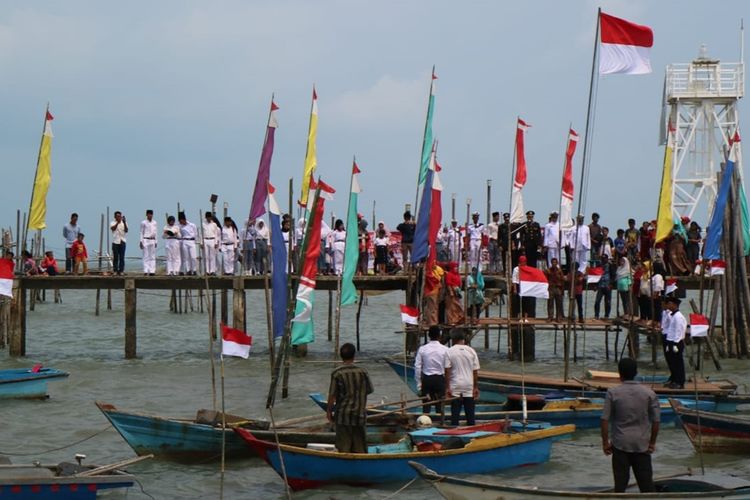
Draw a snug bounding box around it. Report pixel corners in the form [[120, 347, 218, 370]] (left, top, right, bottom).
[[332, 219, 346, 275], [255, 219, 270, 274]]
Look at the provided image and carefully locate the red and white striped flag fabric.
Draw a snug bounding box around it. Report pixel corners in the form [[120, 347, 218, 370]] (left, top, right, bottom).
[[519, 266, 549, 299], [599, 12, 653, 75], [587, 267, 604, 284], [710, 260, 726, 276], [221, 323, 252, 358], [510, 118, 530, 223], [665, 278, 678, 295], [309, 176, 336, 201], [0, 258, 13, 298], [689, 313, 709, 338], [560, 129, 578, 230], [400, 304, 419, 325]]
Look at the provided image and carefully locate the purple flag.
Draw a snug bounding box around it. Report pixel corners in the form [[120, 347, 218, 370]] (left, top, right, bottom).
[[249, 100, 279, 219]]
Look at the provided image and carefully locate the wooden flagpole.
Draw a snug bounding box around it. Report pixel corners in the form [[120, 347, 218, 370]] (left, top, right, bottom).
[[23, 103, 51, 252], [504, 117, 519, 356]]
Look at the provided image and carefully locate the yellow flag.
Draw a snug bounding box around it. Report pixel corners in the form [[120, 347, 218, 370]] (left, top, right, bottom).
[[655, 128, 674, 243], [299, 88, 318, 207], [28, 110, 54, 231]]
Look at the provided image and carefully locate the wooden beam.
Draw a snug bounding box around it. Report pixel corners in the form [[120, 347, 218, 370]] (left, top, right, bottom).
[[124, 279, 137, 359], [9, 280, 26, 356]]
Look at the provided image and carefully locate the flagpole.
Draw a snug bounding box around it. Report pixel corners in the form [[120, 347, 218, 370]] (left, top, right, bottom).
[[505, 117, 519, 357], [23, 103, 50, 251], [413, 66, 436, 221], [557, 123, 572, 273], [281, 177, 295, 399]]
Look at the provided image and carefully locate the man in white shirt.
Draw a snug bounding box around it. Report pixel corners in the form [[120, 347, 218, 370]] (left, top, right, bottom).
[[62, 213, 80, 274], [140, 210, 158, 276], [467, 212, 484, 271], [543, 212, 560, 268], [662, 296, 686, 389], [110, 211, 128, 275], [202, 212, 221, 276], [573, 215, 591, 273], [162, 215, 181, 276], [487, 212, 500, 273], [178, 212, 198, 275], [445, 328, 480, 426], [414, 326, 449, 416], [447, 220, 463, 266]]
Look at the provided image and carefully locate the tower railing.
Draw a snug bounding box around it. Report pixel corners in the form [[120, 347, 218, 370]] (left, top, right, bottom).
[[666, 62, 744, 100]]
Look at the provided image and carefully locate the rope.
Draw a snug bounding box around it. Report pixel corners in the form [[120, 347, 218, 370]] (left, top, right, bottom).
[[0, 425, 112, 456], [133, 477, 157, 500], [382, 477, 417, 499]]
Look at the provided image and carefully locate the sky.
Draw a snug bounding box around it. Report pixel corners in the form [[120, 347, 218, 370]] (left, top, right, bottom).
[[0, 0, 747, 254]]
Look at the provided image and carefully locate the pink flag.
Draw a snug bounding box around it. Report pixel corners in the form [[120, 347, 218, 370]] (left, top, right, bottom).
[[599, 12, 653, 75], [519, 265, 549, 299], [400, 304, 419, 325], [689, 313, 709, 338], [221, 323, 252, 358]]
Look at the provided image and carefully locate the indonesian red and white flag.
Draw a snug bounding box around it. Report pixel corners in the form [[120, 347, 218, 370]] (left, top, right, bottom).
[[587, 266, 604, 284], [599, 12, 653, 75], [519, 266, 549, 299], [510, 118, 530, 223], [308, 176, 336, 201], [0, 258, 13, 298], [221, 323, 252, 358], [689, 313, 709, 338], [560, 129, 578, 230], [710, 260, 726, 276], [665, 278, 678, 295], [400, 304, 419, 325]]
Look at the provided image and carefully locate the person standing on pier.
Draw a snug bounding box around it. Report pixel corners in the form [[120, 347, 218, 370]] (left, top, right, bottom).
[[662, 296, 686, 389], [178, 212, 198, 275], [593, 254, 614, 320], [254, 219, 269, 274], [202, 212, 220, 276], [332, 219, 346, 275], [162, 215, 181, 276], [71, 233, 88, 275], [396, 211, 415, 272], [242, 219, 257, 275], [543, 212, 560, 268], [445, 328, 480, 426], [139, 210, 158, 276], [326, 343, 374, 453], [601, 357, 659, 493], [110, 211, 128, 275], [520, 210, 541, 268], [415, 326, 449, 416], [589, 213, 603, 265], [447, 219, 463, 266], [62, 212, 80, 274], [573, 215, 591, 273], [467, 211, 484, 271], [221, 217, 239, 275], [486, 212, 500, 273], [545, 257, 564, 321], [498, 213, 510, 272]]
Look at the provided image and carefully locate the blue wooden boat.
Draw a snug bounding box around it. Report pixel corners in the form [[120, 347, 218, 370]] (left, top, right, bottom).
[[670, 399, 750, 454], [386, 360, 745, 411], [96, 401, 407, 462], [0, 367, 68, 399], [410, 461, 750, 499], [235, 423, 575, 491], [0, 457, 141, 500]]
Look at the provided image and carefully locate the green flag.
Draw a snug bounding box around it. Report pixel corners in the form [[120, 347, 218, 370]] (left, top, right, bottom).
[[341, 161, 362, 305], [418, 69, 437, 186]]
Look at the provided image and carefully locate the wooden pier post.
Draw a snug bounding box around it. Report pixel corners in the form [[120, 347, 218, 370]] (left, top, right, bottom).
[[232, 277, 245, 333], [9, 281, 26, 357], [327, 289, 333, 341], [220, 288, 228, 326], [124, 279, 137, 359]]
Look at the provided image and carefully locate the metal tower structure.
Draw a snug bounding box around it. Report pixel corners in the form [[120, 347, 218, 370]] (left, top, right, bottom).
[[665, 45, 744, 220]]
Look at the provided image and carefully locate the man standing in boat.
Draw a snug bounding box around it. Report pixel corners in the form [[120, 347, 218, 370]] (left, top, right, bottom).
[[445, 328, 480, 426], [326, 343, 374, 453], [415, 326, 449, 417], [601, 357, 660, 493]]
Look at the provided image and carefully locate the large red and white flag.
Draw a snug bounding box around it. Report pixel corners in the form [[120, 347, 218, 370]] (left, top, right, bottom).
[[510, 118, 530, 223], [689, 313, 709, 338], [519, 266, 549, 299], [221, 323, 252, 358], [710, 260, 726, 276], [599, 12, 653, 75], [400, 304, 419, 325], [308, 176, 336, 201], [560, 129, 578, 229], [587, 266, 604, 284], [0, 258, 13, 298]]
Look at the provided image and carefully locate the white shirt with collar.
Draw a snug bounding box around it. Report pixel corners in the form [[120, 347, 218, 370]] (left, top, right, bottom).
[[140, 219, 158, 244], [202, 221, 221, 244], [111, 220, 127, 244], [543, 221, 559, 247], [666, 310, 687, 343], [468, 223, 484, 241], [414, 340, 449, 390]]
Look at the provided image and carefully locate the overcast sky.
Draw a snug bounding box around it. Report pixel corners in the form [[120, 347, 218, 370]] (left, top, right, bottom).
[[1, 0, 747, 253]]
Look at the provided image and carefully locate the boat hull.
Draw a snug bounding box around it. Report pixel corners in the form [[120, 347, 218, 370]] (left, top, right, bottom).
[[0, 465, 134, 500], [671, 400, 750, 454], [236, 424, 575, 491], [0, 368, 68, 399]]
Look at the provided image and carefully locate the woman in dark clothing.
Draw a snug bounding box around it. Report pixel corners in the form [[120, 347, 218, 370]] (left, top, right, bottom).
[[686, 221, 702, 266]]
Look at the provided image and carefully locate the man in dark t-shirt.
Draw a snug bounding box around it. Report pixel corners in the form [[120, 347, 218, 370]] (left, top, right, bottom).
[[396, 211, 415, 272], [327, 343, 374, 453]]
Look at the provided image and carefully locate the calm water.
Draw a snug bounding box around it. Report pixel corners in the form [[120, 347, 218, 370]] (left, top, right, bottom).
[[2, 285, 749, 499]]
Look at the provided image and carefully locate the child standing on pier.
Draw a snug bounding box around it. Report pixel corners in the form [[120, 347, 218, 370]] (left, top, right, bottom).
[[71, 233, 88, 275]]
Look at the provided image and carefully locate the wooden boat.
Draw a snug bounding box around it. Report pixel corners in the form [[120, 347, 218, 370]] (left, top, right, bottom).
[[96, 401, 407, 462], [235, 423, 575, 491], [670, 399, 750, 454], [409, 461, 750, 499], [0, 455, 146, 500], [386, 360, 745, 409], [0, 366, 68, 399]]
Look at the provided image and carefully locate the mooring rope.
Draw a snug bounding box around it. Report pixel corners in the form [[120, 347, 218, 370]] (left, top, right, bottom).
[[0, 425, 112, 456]]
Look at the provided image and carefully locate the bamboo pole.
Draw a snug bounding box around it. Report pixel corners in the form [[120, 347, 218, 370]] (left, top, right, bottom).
[[198, 209, 217, 411]]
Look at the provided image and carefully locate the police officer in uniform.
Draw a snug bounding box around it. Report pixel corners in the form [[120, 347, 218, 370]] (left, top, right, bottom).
[[520, 210, 542, 268]]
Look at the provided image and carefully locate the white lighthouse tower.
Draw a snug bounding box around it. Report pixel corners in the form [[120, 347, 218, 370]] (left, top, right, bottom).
[[665, 45, 744, 219]]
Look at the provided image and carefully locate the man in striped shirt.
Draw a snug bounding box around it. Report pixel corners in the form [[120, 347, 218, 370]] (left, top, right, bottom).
[[326, 343, 374, 453]]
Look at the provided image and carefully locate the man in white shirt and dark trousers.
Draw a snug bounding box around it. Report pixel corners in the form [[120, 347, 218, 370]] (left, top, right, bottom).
[[110, 211, 128, 275], [414, 326, 449, 417], [62, 213, 80, 274], [662, 296, 686, 389], [140, 210, 158, 276], [445, 328, 480, 426]]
